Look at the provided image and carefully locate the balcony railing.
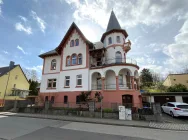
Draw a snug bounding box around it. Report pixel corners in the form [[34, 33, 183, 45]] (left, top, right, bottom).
[[91, 83, 132, 90], [90, 57, 137, 68], [91, 85, 102, 90]]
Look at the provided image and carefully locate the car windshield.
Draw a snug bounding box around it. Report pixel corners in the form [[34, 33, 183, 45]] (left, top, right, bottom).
[[177, 105, 188, 109]]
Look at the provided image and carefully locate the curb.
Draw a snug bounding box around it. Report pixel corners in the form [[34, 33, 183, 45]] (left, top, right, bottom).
[[2, 114, 187, 131]]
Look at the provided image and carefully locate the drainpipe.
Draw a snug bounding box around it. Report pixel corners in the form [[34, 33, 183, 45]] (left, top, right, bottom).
[[3, 62, 12, 109]]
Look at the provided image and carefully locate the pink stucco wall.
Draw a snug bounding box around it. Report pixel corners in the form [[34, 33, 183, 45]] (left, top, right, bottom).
[[39, 90, 142, 108]]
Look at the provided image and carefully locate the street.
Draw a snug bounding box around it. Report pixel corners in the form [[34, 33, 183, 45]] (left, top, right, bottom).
[[0, 115, 187, 140]]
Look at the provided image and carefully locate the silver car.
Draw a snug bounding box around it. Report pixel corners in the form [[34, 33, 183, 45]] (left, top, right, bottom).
[[161, 102, 188, 117]]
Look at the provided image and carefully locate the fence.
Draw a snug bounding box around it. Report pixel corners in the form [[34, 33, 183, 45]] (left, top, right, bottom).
[[6, 99, 162, 121]]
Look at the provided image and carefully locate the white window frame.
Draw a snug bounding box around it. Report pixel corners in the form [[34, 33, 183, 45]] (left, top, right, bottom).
[[72, 54, 77, 65], [65, 76, 70, 87], [51, 59, 56, 70], [78, 54, 82, 65], [76, 75, 82, 86], [108, 37, 112, 45], [116, 36, 120, 43], [47, 79, 57, 88]]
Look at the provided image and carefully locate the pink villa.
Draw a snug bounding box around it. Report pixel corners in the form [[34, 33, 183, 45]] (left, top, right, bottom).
[[39, 11, 142, 108]]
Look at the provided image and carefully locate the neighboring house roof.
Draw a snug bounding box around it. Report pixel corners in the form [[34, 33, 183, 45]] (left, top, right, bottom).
[[163, 73, 188, 84], [106, 10, 121, 32], [39, 49, 58, 58], [0, 65, 18, 77], [0, 65, 29, 83]]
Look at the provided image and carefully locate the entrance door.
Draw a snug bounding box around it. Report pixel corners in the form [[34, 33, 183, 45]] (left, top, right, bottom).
[[122, 95, 133, 108]]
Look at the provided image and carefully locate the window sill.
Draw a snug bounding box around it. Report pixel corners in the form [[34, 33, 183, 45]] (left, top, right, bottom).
[[75, 85, 82, 88], [46, 88, 56, 90], [64, 86, 70, 88], [66, 64, 82, 67]]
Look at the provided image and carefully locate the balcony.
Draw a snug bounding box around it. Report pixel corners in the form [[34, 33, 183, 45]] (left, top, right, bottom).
[[91, 83, 132, 90], [90, 57, 137, 68], [91, 85, 102, 90]]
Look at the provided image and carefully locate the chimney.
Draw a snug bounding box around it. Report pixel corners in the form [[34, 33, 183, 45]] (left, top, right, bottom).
[[9, 61, 15, 69]]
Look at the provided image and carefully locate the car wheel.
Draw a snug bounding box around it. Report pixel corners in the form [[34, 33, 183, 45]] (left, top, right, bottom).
[[170, 111, 174, 118]]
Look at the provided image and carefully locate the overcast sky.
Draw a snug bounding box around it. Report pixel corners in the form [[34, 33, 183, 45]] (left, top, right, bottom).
[[0, 0, 188, 79]]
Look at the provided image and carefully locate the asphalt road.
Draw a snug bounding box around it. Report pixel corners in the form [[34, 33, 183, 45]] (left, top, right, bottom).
[[0, 115, 187, 140]]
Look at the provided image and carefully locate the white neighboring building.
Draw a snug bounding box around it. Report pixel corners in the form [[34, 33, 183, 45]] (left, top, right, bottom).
[[39, 11, 141, 108]]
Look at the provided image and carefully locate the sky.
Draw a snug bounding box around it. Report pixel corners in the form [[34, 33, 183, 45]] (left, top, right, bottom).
[[0, 0, 188, 79]]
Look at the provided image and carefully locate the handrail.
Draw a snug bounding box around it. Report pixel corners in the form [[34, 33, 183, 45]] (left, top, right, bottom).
[[90, 57, 137, 68]]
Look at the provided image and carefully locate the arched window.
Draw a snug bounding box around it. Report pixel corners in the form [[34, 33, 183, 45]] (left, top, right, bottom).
[[51, 59, 56, 70], [70, 40, 74, 47], [66, 56, 71, 66], [108, 37, 112, 45], [78, 54, 82, 64], [115, 51, 122, 63], [116, 36, 120, 43], [75, 39, 79, 46], [72, 54, 77, 65]]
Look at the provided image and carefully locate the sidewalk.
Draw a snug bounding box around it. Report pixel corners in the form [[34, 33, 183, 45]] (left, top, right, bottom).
[[1, 112, 188, 131]]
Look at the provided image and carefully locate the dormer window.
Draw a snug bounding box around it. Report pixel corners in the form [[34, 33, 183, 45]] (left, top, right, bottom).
[[75, 39, 79, 46], [70, 40, 74, 47], [108, 37, 112, 45], [116, 36, 120, 43], [51, 59, 56, 70]]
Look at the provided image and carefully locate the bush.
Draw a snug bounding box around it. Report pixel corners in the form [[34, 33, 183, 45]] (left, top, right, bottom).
[[103, 108, 113, 113]]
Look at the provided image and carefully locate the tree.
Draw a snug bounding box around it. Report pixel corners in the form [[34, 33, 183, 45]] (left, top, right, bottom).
[[29, 80, 39, 96], [167, 84, 188, 92], [79, 91, 91, 102], [140, 68, 153, 88], [23, 68, 38, 81]]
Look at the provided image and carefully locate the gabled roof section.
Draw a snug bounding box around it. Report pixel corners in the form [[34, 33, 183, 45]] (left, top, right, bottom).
[[55, 22, 94, 53], [106, 10, 121, 32], [0, 65, 18, 77], [0, 65, 29, 83], [39, 49, 58, 58]]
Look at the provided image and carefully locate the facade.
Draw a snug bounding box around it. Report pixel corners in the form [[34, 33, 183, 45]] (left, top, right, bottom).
[[163, 74, 188, 88], [0, 61, 30, 105], [39, 11, 142, 108]]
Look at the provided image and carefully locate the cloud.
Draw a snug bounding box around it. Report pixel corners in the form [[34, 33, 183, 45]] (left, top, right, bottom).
[[26, 65, 42, 73], [19, 15, 28, 22], [15, 22, 32, 35], [65, 0, 188, 29], [17, 45, 27, 54], [31, 10, 46, 33], [0, 0, 3, 16], [3, 51, 8, 54], [163, 17, 188, 70]]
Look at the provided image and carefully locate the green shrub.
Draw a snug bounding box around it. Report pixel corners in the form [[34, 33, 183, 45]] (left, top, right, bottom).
[[103, 108, 113, 113]]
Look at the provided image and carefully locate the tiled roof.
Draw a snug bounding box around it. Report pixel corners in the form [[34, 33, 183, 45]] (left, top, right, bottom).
[[0, 65, 18, 77], [39, 50, 57, 58]]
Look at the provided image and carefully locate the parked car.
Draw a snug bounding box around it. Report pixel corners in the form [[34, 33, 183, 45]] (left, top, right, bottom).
[[161, 102, 188, 117]]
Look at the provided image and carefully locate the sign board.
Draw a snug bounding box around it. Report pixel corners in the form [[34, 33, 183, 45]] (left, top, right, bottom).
[[119, 106, 125, 120], [125, 108, 132, 120]]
